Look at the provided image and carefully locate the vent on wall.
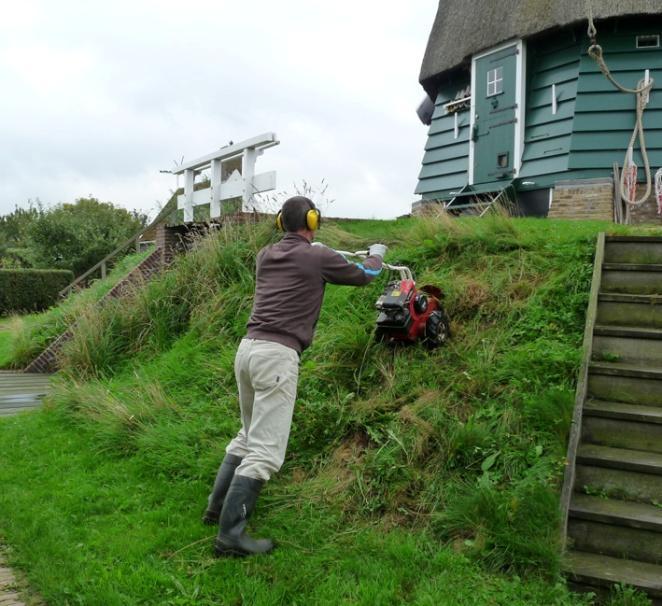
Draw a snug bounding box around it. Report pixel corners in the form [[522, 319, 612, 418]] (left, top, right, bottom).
[[636, 34, 660, 49]]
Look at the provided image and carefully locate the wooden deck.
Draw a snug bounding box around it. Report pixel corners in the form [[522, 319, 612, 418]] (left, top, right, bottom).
[[0, 372, 51, 417]]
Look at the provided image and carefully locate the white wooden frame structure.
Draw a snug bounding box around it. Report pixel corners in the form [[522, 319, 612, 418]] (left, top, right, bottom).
[[171, 133, 280, 221]]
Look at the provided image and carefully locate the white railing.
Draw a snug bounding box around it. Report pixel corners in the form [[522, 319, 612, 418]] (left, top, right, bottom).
[[170, 133, 280, 221]]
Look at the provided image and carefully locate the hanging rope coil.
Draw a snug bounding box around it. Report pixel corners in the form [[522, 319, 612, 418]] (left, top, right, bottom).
[[586, 1, 654, 207], [655, 168, 662, 216]]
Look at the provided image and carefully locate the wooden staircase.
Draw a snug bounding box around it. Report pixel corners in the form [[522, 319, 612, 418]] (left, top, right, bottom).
[[562, 234, 662, 603], [24, 247, 164, 374]]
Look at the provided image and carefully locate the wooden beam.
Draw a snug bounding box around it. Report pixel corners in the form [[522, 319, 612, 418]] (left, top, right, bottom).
[[559, 232, 606, 547], [170, 133, 279, 175]]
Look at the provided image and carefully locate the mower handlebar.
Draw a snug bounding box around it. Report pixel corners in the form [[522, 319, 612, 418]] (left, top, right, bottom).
[[334, 249, 413, 281]]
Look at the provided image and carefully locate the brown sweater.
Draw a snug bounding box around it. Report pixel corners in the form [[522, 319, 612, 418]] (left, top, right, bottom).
[[246, 233, 383, 353]]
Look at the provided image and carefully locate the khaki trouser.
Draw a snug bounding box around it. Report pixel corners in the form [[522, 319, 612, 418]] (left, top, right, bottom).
[[226, 338, 300, 481]]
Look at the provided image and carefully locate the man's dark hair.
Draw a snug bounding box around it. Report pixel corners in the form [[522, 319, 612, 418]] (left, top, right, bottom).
[[281, 196, 316, 232]]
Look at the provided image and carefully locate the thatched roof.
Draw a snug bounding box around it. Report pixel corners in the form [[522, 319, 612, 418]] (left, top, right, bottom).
[[420, 0, 662, 95]]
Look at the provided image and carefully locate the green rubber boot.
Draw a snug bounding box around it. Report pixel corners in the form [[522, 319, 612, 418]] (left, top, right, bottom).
[[214, 474, 274, 557], [202, 453, 243, 525]]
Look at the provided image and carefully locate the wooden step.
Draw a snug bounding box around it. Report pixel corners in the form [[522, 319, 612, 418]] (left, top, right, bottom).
[[577, 444, 662, 476], [570, 494, 662, 532], [603, 263, 662, 272], [582, 415, 662, 455], [588, 371, 662, 407], [589, 362, 662, 380], [593, 325, 662, 365], [594, 325, 662, 340], [606, 236, 662, 243], [576, 464, 662, 504], [569, 495, 662, 563], [565, 550, 662, 599], [584, 399, 662, 424], [569, 518, 662, 565], [604, 238, 662, 265], [602, 263, 662, 295]]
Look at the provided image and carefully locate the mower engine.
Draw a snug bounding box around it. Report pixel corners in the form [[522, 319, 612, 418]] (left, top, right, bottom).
[[375, 279, 450, 348], [333, 247, 451, 348]]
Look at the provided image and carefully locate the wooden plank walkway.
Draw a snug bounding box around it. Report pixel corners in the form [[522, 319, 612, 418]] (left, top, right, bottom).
[[0, 374, 49, 605], [0, 372, 51, 417]]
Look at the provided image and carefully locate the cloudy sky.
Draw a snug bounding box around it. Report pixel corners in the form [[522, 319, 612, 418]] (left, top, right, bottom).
[[0, 0, 438, 220]]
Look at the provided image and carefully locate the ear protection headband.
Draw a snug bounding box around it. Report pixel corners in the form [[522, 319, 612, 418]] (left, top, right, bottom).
[[276, 205, 321, 231]]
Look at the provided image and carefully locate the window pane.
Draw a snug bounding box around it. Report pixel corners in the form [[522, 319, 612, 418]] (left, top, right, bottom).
[[486, 67, 504, 97]]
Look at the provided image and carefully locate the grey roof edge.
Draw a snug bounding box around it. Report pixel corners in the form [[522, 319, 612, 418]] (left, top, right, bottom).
[[419, 1, 662, 97]]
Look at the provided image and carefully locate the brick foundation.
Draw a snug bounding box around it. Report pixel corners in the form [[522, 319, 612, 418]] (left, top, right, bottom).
[[548, 179, 614, 221], [155, 224, 191, 265], [627, 185, 662, 225]]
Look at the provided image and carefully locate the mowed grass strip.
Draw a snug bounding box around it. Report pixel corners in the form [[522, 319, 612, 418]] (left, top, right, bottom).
[[0, 409, 590, 606]]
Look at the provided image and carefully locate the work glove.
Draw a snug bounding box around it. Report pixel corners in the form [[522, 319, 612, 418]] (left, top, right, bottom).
[[368, 243, 388, 259]]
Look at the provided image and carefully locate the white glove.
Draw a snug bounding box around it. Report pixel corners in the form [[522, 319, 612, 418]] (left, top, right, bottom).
[[368, 243, 388, 259]]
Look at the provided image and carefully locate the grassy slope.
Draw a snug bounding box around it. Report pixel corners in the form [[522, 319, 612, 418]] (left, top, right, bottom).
[[0, 216, 659, 606], [0, 249, 152, 369], [0, 319, 12, 367]]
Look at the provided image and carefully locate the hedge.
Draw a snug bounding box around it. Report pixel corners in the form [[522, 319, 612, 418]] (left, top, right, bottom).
[[0, 269, 74, 314]]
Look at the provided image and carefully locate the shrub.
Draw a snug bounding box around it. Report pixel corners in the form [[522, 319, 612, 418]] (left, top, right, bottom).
[[0, 269, 73, 314]]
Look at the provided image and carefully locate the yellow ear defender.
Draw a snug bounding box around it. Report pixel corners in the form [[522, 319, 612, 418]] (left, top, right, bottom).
[[306, 207, 321, 231], [276, 207, 321, 231]]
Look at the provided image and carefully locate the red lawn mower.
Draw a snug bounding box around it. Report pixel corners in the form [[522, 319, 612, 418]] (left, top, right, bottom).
[[337, 250, 451, 348]]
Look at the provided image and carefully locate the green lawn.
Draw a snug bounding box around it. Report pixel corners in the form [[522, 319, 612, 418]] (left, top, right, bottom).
[[0, 409, 585, 606], [0, 318, 12, 367], [0, 249, 152, 370], [1, 216, 660, 605]]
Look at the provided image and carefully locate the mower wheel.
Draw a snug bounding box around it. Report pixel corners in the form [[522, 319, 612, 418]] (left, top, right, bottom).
[[424, 309, 450, 348]]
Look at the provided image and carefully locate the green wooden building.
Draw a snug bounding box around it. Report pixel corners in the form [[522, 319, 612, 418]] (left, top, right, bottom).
[[415, 0, 662, 222]]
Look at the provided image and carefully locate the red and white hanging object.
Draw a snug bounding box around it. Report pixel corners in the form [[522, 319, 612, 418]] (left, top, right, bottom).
[[623, 146, 638, 204], [655, 168, 662, 216]]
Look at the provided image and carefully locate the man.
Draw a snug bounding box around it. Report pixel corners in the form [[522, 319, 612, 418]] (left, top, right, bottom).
[[203, 195, 387, 557]]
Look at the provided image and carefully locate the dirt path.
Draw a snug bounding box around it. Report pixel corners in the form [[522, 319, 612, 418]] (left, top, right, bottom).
[[0, 552, 27, 606]]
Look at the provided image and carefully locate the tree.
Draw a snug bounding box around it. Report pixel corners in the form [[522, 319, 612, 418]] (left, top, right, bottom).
[[0, 202, 43, 268], [26, 198, 148, 275]]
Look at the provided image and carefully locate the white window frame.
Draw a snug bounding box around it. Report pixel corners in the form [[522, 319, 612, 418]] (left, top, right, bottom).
[[636, 34, 660, 49], [468, 39, 526, 185], [486, 66, 504, 97]]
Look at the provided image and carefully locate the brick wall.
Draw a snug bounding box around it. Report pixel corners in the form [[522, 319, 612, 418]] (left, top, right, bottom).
[[548, 179, 614, 221], [627, 185, 662, 225], [155, 224, 190, 265]]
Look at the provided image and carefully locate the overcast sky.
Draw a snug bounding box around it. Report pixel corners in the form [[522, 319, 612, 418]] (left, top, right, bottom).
[[0, 0, 438, 220]]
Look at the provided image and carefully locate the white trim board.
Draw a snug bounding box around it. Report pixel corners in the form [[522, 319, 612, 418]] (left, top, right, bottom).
[[468, 39, 525, 185]]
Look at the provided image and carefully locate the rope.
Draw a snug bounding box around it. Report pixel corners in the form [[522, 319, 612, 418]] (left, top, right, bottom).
[[585, 0, 655, 206], [655, 168, 662, 215]]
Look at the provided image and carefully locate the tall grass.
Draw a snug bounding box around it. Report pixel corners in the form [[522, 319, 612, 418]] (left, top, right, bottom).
[[45, 215, 612, 574], [3, 214, 661, 603]]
